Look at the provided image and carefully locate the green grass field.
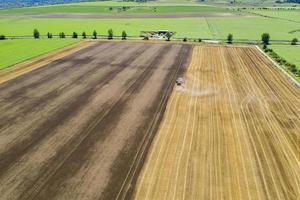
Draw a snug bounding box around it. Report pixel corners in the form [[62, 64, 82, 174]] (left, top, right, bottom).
[[248, 9, 300, 22], [0, 39, 79, 69], [206, 17, 300, 40], [0, 16, 299, 40], [270, 44, 300, 69], [0, 4, 228, 14], [0, 18, 211, 39]]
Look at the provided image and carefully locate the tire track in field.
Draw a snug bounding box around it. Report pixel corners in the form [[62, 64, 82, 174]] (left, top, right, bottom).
[[0, 42, 194, 200], [0, 42, 115, 113], [20, 45, 174, 200], [0, 42, 135, 131], [240, 47, 300, 198], [0, 43, 149, 178], [134, 45, 300, 200], [0, 42, 104, 96], [116, 45, 192, 200]]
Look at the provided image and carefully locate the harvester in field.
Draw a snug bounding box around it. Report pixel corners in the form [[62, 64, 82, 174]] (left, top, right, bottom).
[[176, 77, 184, 86]]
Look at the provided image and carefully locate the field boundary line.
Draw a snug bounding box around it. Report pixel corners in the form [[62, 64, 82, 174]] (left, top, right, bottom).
[[255, 46, 300, 88], [0, 40, 96, 84]]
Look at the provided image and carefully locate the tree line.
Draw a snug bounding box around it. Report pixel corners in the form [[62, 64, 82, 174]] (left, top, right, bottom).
[[1, 29, 299, 46], [32, 29, 128, 40]]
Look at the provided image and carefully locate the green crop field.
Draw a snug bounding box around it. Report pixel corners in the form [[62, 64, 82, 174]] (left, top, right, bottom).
[[270, 44, 300, 69], [0, 39, 79, 69], [247, 9, 300, 22], [0, 4, 228, 14], [0, 18, 211, 39], [0, 16, 299, 40], [205, 17, 300, 40]]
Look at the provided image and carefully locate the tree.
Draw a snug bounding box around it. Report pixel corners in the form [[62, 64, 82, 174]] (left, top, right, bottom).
[[263, 44, 268, 50], [227, 33, 233, 44], [82, 31, 87, 39], [47, 32, 52, 39], [291, 38, 298, 45], [122, 30, 127, 40], [108, 29, 113, 40], [289, 64, 297, 73], [261, 33, 270, 45], [183, 37, 187, 42], [0, 35, 6, 40], [166, 32, 171, 41], [59, 32, 65, 38], [72, 32, 78, 39], [93, 30, 97, 39], [33, 29, 40, 39]]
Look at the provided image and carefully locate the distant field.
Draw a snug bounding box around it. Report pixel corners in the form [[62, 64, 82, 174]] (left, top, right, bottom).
[[0, 16, 299, 40], [0, 4, 228, 14], [248, 9, 300, 22], [0, 18, 211, 39], [206, 17, 300, 40], [0, 39, 79, 69], [271, 44, 300, 69]]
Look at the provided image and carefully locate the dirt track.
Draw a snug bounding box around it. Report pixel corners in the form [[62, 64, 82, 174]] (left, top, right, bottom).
[[0, 41, 191, 200], [134, 45, 300, 200]]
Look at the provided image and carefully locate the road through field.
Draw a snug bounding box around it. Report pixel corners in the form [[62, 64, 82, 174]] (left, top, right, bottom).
[[0, 41, 191, 200], [134, 45, 300, 200]]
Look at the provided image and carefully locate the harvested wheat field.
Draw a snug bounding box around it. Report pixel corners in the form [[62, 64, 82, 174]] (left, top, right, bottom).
[[134, 45, 300, 200], [0, 41, 191, 200]]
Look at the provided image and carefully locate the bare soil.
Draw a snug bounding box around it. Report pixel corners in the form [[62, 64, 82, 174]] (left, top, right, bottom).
[[0, 41, 192, 200]]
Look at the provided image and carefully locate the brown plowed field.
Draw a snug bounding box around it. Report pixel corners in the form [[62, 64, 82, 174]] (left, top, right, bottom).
[[134, 45, 300, 200], [0, 41, 192, 200]]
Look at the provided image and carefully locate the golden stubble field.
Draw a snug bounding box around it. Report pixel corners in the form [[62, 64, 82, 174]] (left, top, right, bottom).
[[134, 45, 300, 200]]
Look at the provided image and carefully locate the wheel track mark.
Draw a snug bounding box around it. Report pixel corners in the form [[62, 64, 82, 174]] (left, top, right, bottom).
[[0, 43, 149, 179], [0, 42, 119, 123], [234, 47, 272, 200], [241, 47, 300, 172], [208, 46, 214, 200], [245, 49, 297, 197], [236, 47, 280, 199], [0, 42, 155, 198], [160, 92, 189, 199], [0, 42, 105, 96], [189, 46, 203, 199], [147, 47, 191, 198], [0, 42, 138, 131], [224, 47, 261, 200], [246, 47, 300, 130], [181, 47, 200, 200], [226, 47, 265, 199], [214, 47, 222, 200], [136, 76, 181, 199], [170, 47, 197, 200], [117, 45, 192, 200], [229, 46, 268, 198], [218, 47, 237, 200], [242, 47, 300, 197], [19, 44, 172, 200], [134, 87, 178, 199]]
